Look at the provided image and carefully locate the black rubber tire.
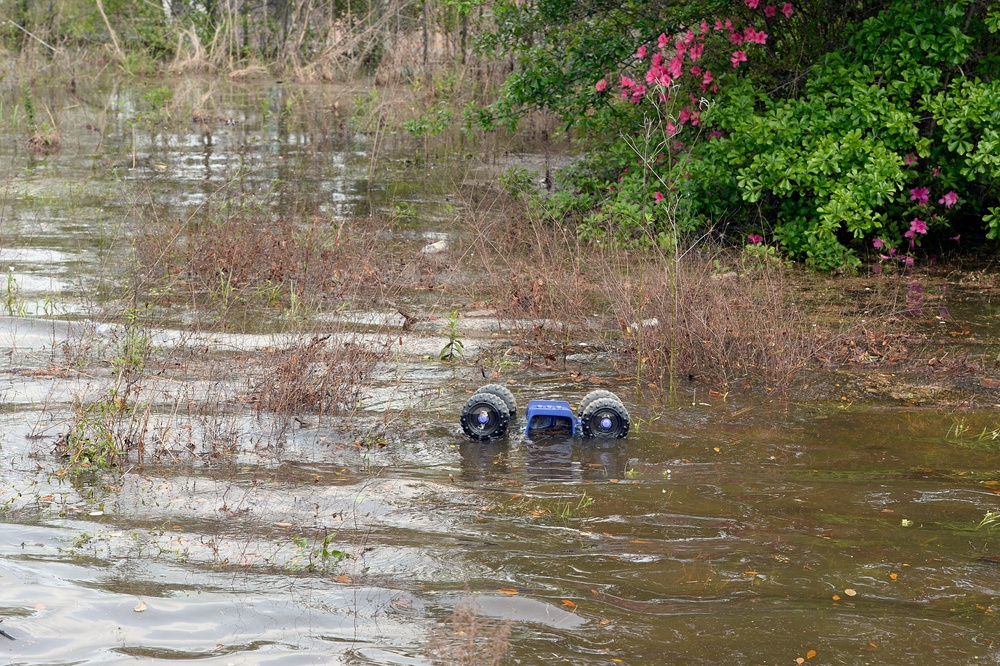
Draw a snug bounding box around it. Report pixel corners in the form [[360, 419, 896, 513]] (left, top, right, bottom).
[[460, 392, 511, 441], [577, 390, 621, 417], [580, 397, 630, 439], [474, 384, 517, 417]]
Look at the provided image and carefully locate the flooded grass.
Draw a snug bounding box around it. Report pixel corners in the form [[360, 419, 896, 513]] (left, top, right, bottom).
[[2, 76, 1000, 665]]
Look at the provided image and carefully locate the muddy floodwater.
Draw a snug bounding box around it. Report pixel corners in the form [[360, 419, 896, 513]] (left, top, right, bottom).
[[1, 78, 999, 665]]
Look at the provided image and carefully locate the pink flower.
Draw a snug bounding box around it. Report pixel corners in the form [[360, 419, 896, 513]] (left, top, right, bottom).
[[709, 130, 724, 139], [872, 238, 884, 249], [688, 42, 704, 61], [747, 233, 764, 245], [730, 31, 744, 45], [909, 187, 929, 205], [654, 191, 664, 204], [684, 30, 695, 45], [658, 33, 668, 49], [781, 2, 794, 18], [690, 66, 702, 76], [938, 191, 958, 208], [903, 153, 917, 166], [714, 19, 725, 31], [731, 51, 747, 68], [595, 78, 607, 92], [637, 45, 647, 59], [909, 218, 927, 234], [679, 109, 691, 124], [744, 28, 768, 45], [702, 70, 714, 88], [667, 55, 684, 79], [701, 20, 710, 34], [620, 76, 635, 89], [931, 167, 941, 177], [666, 121, 678, 136], [950, 234, 961, 242], [764, 5, 777, 17], [905, 256, 914, 267], [652, 52, 663, 67], [746, 0, 759, 7], [630, 85, 647, 103]]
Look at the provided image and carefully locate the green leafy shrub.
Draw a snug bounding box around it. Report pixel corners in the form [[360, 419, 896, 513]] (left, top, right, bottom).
[[480, 0, 1000, 270]]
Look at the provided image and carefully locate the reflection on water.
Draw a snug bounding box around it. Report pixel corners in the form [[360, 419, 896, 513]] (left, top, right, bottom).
[[459, 435, 630, 483]]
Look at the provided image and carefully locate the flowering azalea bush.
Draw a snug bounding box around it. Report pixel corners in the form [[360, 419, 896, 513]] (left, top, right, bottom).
[[685, 0, 1000, 268], [480, 0, 1000, 270]]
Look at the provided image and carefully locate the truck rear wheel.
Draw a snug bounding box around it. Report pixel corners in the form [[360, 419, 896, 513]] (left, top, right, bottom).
[[474, 384, 517, 417], [578, 390, 621, 417], [580, 397, 630, 439], [460, 392, 511, 441]]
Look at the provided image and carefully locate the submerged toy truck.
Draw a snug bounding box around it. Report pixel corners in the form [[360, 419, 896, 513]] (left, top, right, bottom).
[[459, 384, 630, 441]]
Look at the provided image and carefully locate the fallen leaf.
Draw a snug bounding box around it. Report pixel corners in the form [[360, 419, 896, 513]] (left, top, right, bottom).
[[562, 599, 576, 608], [498, 589, 519, 595], [34, 603, 45, 610], [39, 495, 53, 502], [844, 588, 857, 597], [743, 571, 759, 576], [806, 649, 817, 659], [832, 594, 841, 601], [274, 522, 294, 527], [869, 642, 878, 648], [889, 573, 898, 580], [796, 658, 805, 665], [599, 619, 610, 625], [134, 599, 147, 612], [334, 575, 353, 584], [612, 660, 623, 663], [713, 447, 721, 453]]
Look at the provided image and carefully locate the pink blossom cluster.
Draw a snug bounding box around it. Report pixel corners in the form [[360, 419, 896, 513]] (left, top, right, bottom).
[[597, 4, 797, 102], [593, 5, 797, 206]]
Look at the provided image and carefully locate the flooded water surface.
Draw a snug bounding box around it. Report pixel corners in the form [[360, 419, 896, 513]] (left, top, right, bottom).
[[1, 79, 998, 665]]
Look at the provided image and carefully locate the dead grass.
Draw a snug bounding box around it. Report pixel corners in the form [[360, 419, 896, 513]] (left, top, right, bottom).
[[455, 179, 917, 393], [459, 183, 601, 351], [428, 597, 512, 666], [27, 129, 61, 154], [246, 334, 387, 417], [133, 185, 400, 325]]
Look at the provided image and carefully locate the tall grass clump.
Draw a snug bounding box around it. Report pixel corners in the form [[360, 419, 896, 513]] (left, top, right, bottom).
[[133, 179, 400, 330], [456, 168, 914, 396], [247, 333, 386, 417]]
